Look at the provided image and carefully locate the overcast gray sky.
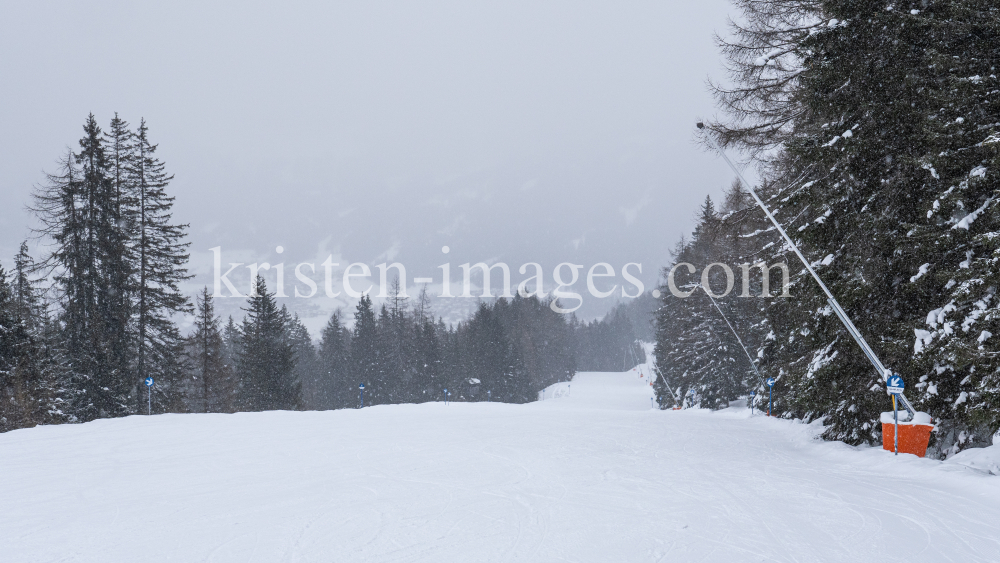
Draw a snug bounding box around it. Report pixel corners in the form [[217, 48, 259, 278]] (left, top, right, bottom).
[[0, 0, 738, 333]]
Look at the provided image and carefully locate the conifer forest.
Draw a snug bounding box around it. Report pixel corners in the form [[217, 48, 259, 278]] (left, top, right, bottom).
[[654, 0, 1000, 458], [6, 2, 1000, 561], [2, 4, 999, 465], [0, 116, 649, 431]]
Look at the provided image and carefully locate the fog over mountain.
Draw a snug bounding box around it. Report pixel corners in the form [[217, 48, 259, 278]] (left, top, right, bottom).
[[0, 0, 737, 331]]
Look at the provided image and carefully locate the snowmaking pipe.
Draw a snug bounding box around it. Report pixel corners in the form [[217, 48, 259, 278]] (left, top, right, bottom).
[[696, 122, 916, 418], [697, 284, 767, 389], [652, 363, 682, 407]]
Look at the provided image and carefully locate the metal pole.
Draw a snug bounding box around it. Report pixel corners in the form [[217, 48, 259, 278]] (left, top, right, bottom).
[[652, 363, 682, 407], [768, 386, 772, 417], [699, 285, 766, 389], [893, 395, 899, 455], [148, 385, 151, 416], [697, 123, 916, 418]]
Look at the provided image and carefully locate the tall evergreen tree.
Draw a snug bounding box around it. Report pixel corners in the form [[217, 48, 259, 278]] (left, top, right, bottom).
[[128, 118, 191, 407], [0, 266, 47, 431], [287, 312, 318, 408], [186, 288, 235, 413], [412, 290, 441, 401], [351, 294, 378, 406], [316, 310, 351, 409], [236, 277, 299, 411], [30, 115, 135, 420], [695, 0, 1000, 453]]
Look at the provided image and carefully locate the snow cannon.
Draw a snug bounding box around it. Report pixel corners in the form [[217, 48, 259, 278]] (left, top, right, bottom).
[[880, 412, 933, 457]]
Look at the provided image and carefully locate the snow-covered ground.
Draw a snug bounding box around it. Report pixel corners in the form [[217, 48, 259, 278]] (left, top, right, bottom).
[[2, 370, 999, 562]]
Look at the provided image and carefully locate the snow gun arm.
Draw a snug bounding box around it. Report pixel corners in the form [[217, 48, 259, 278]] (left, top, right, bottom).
[[696, 122, 916, 419]]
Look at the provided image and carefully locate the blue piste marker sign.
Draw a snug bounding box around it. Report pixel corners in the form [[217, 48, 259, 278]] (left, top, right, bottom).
[[144, 377, 154, 387], [886, 375, 905, 395]]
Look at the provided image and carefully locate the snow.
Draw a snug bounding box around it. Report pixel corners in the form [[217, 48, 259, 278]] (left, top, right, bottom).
[[948, 445, 1000, 476], [2, 371, 1000, 562], [880, 411, 932, 425], [909, 263, 930, 283], [953, 197, 993, 230]]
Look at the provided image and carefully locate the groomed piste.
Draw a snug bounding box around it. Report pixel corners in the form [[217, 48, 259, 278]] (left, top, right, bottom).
[[2, 369, 999, 562]]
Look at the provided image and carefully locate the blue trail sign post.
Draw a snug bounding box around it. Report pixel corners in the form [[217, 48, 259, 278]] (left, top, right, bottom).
[[887, 375, 905, 455], [144, 377, 154, 415], [766, 378, 776, 416], [359, 383, 365, 408]]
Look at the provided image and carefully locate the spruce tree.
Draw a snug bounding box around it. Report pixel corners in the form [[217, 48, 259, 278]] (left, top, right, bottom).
[[351, 294, 378, 406], [128, 118, 192, 408], [236, 277, 299, 411], [902, 2, 1000, 453], [412, 289, 441, 401], [0, 266, 46, 431], [287, 312, 318, 408], [35, 115, 135, 420], [187, 288, 235, 413], [316, 310, 351, 409], [701, 0, 1000, 450]]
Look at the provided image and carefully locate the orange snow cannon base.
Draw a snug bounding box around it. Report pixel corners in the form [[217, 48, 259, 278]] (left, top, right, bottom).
[[880, 412, 933, 457]]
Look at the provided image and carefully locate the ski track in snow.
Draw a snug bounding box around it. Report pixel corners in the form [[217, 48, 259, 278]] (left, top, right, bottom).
[[2, 371, 999, 563]]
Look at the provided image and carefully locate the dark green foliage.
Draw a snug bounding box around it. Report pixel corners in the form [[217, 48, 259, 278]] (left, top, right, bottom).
[[666, 0, 1000, 454], [184, 288, 236, 413], [351, 294, 379, 406], [653, 190, 769, 411], [313, 310, 351, 409], [26, 113, 190, 423], [236, 278, 300, 411], [287, 312, 318, 409], [574, 301, 650, 372], [0, 266, 52, 431], [129, 118, 192, 409]]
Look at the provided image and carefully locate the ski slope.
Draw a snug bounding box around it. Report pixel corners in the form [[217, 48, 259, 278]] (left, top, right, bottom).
[[2, 370, 999, 563]]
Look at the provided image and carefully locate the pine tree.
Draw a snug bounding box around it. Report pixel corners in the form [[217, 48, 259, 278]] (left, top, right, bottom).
[[901, 2, 1000, 453], [375, 305, 395, 404], [351, 294, 378, 407], [701, 0, 1000, 451], [412, 289, 441, 401], [385, 277, 416, 402], [11, 242, 44, 330], [128, 118, 192, 408], [222, 316, 241, 369], [0, 266, 45, 431], [236, 277, 299, 411], [41, 115, 134, 419], [187, 288, 235, 413], [466, 302, 518, 402], [413, 317, 441, 401], [287, 312, 318, 409], [316, 310, 351, 409]]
